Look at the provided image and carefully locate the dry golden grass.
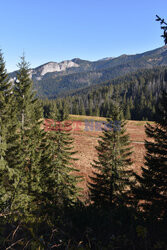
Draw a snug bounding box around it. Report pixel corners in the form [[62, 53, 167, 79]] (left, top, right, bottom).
[[69, 116, 150, 194], [69, 114, 107, 121], [44, 115, 152, 196]]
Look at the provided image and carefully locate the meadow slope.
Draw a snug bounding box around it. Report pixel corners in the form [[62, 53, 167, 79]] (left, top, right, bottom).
[[69, 115, 149, 198]]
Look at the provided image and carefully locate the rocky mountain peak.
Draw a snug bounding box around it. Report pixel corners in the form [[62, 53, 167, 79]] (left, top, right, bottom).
[[34, 60, 79, 77]]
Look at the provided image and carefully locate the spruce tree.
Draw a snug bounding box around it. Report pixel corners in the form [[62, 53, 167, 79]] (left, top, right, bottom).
[[41, 100, 82, 213], [13, 55, 45, 222], [133, 91, 167, 218], [0, 50, 11, 212], [0, 51, 9, 160], [125, 104, 131, 120], [80, 101, 86, 115], [132, 15, 167, 219], [0, 51, 22, 217], [89, 104, 133, 207]]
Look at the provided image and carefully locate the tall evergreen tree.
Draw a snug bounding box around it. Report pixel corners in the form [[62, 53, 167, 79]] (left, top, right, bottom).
[[132, 15, 167, 219], [0, 50, 12, 212], [133, 91, 167, 218], [13, 55, 45, 222], [0, 51, 22, 217], [42, 101, 82, 212], [80, 100, 86, 115], [89, 104, 133, 207], [0, 51, 9, 162], [125, 104, 131, 120]]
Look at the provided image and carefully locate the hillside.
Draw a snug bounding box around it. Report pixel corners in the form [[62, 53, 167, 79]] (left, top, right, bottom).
[[10, 45, 167, 98], [42, 66, 167, 121]]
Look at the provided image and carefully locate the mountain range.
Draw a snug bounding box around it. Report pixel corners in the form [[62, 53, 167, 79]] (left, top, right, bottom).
[[10, 45, 167, 98]]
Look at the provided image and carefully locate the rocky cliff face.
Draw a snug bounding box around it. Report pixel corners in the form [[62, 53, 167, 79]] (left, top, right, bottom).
[[35, 60, 79, 75], [29, 60, 80, 80]]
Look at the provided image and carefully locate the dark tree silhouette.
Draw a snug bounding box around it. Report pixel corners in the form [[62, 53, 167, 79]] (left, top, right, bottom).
[[156, 15, 167, 44]]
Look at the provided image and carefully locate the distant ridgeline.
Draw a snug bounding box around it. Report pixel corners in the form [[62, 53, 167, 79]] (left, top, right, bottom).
[[41, 66, 167, 121], [10, 45, 167, 100]]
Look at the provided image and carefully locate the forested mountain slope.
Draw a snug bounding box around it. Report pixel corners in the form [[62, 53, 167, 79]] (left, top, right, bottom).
[[10, 45, 167, 98], [42, 67, 167, 121]]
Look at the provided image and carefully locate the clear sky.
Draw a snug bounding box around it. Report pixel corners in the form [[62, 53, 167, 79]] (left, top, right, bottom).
[[1, 0, 167, 72]]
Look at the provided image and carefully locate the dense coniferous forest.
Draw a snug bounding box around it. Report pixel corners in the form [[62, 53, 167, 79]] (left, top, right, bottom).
[[41, 67, 167, 121], [0, 16, 167, 249]]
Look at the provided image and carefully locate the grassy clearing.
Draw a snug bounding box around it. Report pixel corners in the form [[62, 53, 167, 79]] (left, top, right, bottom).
[[69, 115, 154, 125], [69, 114, 106, 121]]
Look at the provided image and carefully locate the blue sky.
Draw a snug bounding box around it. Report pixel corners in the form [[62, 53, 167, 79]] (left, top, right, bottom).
[[1, 0, 167, 72]]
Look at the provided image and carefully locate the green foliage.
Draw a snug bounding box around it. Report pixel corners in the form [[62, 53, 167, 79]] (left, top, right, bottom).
[[0, 50, 9, 181], [0, 50, 22, 218], [44, 105, 82, 208], [133, 91, 167, 219], [42, 67, 167, 121], [10, 56, 45, 222], [88, 104, 134, 207]]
